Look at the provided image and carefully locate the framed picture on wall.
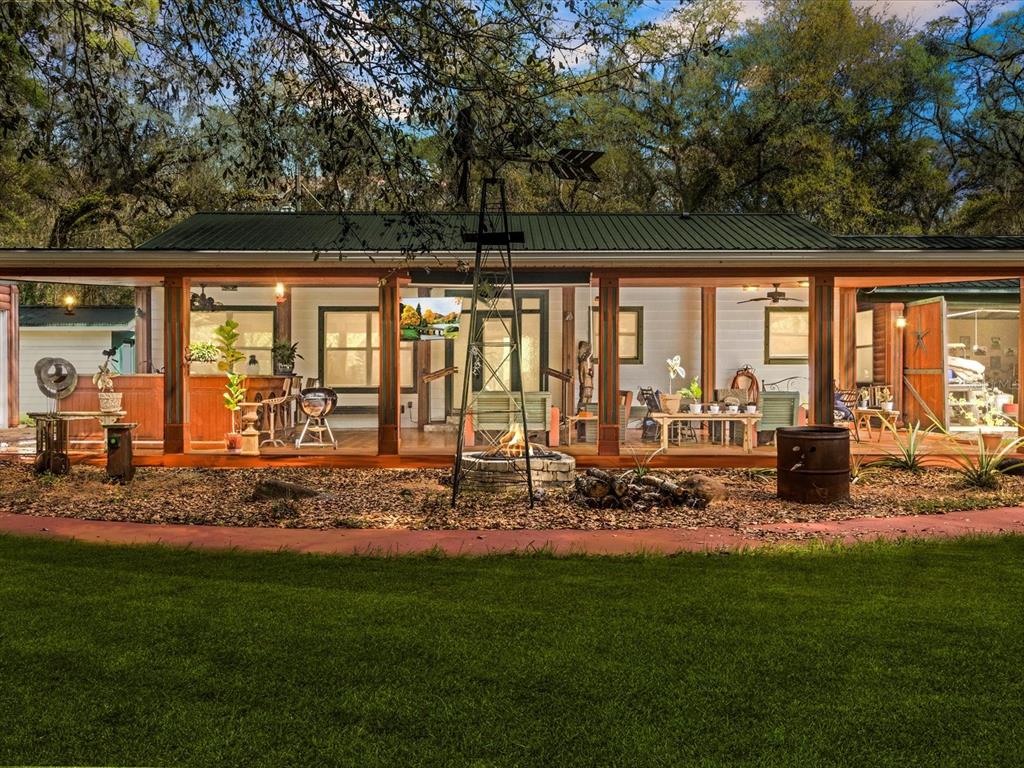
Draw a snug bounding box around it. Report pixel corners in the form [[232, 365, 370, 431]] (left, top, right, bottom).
[[991, 336, 1001, 350]]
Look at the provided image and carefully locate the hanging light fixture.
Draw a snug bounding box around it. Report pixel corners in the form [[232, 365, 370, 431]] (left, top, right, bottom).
[[63, 294, 77, 316], [895, 315, 907, 329]]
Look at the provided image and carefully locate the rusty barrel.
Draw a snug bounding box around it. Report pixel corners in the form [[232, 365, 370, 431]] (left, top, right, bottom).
[[776, 426, 850, 504]]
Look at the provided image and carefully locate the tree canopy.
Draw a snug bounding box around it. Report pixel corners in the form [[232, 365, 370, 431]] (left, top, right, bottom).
[[0, 0, 1021, 255]]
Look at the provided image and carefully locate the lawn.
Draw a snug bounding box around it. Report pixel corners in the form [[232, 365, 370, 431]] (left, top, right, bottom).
[[1, 535, 1022, 767]]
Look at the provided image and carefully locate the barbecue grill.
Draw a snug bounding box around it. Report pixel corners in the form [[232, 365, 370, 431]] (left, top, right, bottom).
[[295, 386, 338, 449]]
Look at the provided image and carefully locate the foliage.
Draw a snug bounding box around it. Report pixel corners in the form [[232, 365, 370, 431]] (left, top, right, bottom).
[[187, 342, 219, 364], [932, 418, 1024, 490], [271, 341, 303, 369], [879, 422, 932, 473], [223, 372, 247, 417], [849, 455, 882, 485], [679, 376, 702, 401], [626, 445, 664, 479], [213, 320, 245, 374]]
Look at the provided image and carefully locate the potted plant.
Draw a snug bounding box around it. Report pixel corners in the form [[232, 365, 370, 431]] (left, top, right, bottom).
[[94, 348, 122, 413], [272, 341, 303, 375], [213, 319, 247, 450], [880, 386, 894, 411], [187, 341, 219, 367], [681, 376, 703, 413], [858, 386, 871, 409]]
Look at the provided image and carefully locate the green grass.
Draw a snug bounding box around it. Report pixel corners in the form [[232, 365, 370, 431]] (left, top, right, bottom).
[[1, 535, 1023, 767]]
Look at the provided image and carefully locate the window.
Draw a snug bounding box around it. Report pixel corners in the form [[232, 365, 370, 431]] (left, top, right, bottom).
[[591, 306, 644, 364], [190, 308, 275, 374], [321, 308, 414, 391], [764, 307, 809, 364], [855, 309, 874, 385]]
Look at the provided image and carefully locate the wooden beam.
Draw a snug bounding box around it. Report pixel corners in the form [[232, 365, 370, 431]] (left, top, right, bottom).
[[5, 284, 18, 427], [416, 287, 431, 428], [700, 287, 716, 402], [837, 287, 857, 390], [274, 285, 292, 349], [162, 277, 190, 453], [872, 302, 905, 414], [133, 286, 152, 373], [809, 275, 835, 425], [1019, 279, 1023, 436], [561, 286, 575, 414], [597, 276, 620, 454], [378, 276, 401, 454]]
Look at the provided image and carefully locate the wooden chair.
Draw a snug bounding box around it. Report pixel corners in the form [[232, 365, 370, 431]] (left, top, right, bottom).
[[258, 378, 294, 448]]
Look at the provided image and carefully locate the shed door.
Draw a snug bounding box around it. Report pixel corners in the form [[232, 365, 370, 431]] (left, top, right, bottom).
[[902, 297, 947, 428]]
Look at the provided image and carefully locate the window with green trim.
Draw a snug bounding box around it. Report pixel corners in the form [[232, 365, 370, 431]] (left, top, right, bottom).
[[591, 306, 644, 364]]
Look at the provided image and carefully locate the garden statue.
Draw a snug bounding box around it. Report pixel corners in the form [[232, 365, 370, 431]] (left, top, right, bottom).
[[576, 340, 594, 440]]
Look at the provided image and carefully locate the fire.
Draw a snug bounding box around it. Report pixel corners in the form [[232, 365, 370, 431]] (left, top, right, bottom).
[[486, 422, 529, 458]]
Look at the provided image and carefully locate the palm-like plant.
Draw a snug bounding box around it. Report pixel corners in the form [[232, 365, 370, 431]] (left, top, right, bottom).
[[879, 422, 932, 472], [932, 417, 1024, 490]]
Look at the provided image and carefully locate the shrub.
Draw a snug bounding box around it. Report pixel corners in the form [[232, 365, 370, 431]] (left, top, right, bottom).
[[879, 422, 932, 473], [933, 418, 1024, 490]]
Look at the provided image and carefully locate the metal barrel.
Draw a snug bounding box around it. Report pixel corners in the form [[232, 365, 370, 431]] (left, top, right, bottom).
[[776, 426, 850, 504]]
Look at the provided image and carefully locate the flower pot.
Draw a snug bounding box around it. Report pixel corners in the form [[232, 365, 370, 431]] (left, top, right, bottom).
[[708, 404, 720, 414], [226, 432, 243, 452], [689, 403, 703, 414], [727, 405, 739, 414], [274, 365, 294, 376], [746, 404, 757, 414], [882, 402, 895, 412], [981, 432, 1004, 451], [98, 392, 123, 413], [660, 394, 681, 414]]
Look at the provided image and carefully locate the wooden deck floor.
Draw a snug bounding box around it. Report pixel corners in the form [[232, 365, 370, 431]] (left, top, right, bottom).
[[2, 424, 1008, 470]]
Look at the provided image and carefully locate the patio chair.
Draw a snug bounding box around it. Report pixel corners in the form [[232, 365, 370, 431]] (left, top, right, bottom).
[[258, 378, 294, 448], [756, 390, 800, 445]]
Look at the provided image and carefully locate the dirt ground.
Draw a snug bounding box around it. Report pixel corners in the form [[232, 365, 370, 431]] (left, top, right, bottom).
[[1, 460, 1022, 533]]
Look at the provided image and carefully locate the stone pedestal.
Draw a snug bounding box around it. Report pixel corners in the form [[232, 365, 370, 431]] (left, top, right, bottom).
[[240, 403, 261, 456]]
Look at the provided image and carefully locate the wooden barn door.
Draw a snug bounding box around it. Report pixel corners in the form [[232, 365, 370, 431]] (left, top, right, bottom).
[[903, 297, 947, 428]]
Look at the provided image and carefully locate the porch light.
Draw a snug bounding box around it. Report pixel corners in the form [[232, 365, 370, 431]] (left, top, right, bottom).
[[275, 282, 286, 304], [63, 294, 77, 316], [797, 280, 810, 288], [741, 285, 758, 292], [895, 315, 907, 329]]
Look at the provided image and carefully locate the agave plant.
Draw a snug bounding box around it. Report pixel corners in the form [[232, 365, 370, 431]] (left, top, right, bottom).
[[932, 417, 1024, 490], [627, 445, 664, 479], [849, 455, 883, 485], [879, 422, 932, 473]]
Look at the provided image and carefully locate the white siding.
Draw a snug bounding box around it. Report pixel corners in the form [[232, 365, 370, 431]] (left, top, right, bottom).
[[20, 327, 131, 413]]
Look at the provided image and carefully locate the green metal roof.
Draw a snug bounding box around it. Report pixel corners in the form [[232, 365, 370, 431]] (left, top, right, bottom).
[[137, 212, 844, 252], [21, 306, 136, 327], [860, 279, 1020, 303], [135, 211, 1024, 253], [840, 234, 1024, 250]]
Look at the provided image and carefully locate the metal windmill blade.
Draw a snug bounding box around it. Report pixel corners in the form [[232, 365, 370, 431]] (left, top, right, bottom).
[[35, 357, 78, 408]]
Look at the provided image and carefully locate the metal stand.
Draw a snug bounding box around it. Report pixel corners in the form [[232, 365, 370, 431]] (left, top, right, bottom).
[[451, 177, 535, 507]]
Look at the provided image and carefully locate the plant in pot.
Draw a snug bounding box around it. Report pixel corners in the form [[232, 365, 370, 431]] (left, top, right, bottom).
[[93, 348, 122, 413], [880, 386, 894, 411], [213, 319, 248, 450], [272, 341, 303, 375], [858, 386, 871, 409], [681, 377, 703, 413], [187, 341, 219, 367]]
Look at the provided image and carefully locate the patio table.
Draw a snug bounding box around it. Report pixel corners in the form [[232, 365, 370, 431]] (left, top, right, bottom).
[[652, 411, 762, 454], [852, 408, 901, 442]]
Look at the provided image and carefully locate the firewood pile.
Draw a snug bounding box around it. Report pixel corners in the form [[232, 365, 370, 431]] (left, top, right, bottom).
[[572, 468, 727, 511]]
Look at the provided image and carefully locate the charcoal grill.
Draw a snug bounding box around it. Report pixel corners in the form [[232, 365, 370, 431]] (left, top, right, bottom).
[[295, 387, 338, 449]]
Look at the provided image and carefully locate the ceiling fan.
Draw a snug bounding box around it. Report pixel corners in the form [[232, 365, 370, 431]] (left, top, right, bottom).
[[737, 283, 802, 304]]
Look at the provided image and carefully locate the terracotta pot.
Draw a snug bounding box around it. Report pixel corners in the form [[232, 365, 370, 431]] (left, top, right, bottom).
[[660, 394, 681, 414], [226, 432, 243, 451], [98, 392, 123, 413]]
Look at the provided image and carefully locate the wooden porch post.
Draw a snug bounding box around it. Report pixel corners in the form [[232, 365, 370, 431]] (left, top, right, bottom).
[[4, 284, 18, 427], [274, 285, 292, 349], [837, 288, 857, 391], [809, 275, 835, 425], [700, 287, 716, 402], [597, 276, 620, 455], [1018, 278, 1023, 436], [133, 286, 152, 373], [561, 286, 575, 412], [162, 276, 190, 453], [873, 302, 905, 414], [416, 287, 431, 428], [378, 275, 401, 455]]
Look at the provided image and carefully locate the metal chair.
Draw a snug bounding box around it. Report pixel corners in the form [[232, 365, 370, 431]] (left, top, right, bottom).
[[258, 378, 294, 448]]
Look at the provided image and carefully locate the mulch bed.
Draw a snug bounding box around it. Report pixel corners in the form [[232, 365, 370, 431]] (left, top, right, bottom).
[[1, 460, 1023, 534]]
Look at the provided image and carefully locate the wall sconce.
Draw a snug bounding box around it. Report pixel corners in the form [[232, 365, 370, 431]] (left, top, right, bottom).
[[797, 280, 810, 288], [63, 294, 77, 316], [741, 285, 758, 292], [274, 282, 286, 304], [895, 315, 907, 329]]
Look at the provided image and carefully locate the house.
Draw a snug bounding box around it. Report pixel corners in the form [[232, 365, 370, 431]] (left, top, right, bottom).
[[0, 211, 1021, 464]]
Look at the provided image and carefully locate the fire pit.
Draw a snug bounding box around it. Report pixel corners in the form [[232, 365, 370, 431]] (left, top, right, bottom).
[[460, 423, 576, 490]]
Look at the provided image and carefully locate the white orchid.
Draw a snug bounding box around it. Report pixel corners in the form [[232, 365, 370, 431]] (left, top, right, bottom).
[[666, 355, 685, 391]]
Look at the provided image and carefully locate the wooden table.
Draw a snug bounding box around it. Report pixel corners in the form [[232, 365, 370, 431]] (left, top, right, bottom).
[[652, 411, 762, 453], [853, 408, 901, 442]]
